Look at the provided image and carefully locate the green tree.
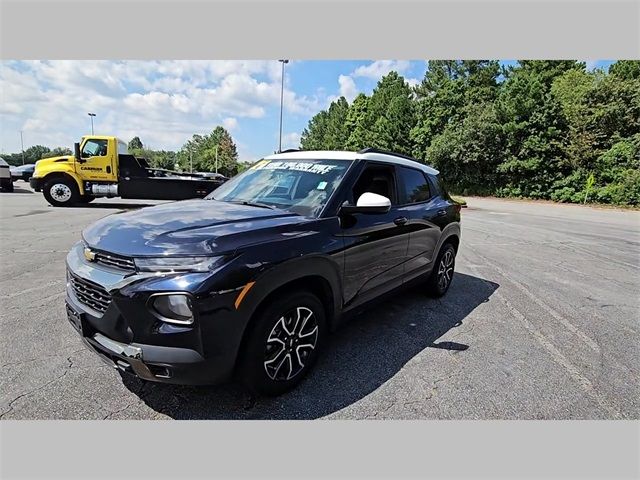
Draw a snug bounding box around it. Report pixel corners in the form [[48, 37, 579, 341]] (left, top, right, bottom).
[[42, 147, 72, 158], [428, 102, 504, 194], [300, 110, 330, 150], [495, 62, 572, 198], [344, 93, 370, 150], [128, 136, 143, 151], [608, 60, 640, 80], [323, 97, 350, 149], [300, 96, 351, 150], [411, 60, 500, 161], [178, 126, 239, 176], [25, 145, 52, 162], [551, 68, 599, 172], [362, 72, 415, 153]]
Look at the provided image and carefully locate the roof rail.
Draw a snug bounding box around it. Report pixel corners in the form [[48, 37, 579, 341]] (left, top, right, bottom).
[[278, 148, 302, 153], [357, 147, 422, 163]]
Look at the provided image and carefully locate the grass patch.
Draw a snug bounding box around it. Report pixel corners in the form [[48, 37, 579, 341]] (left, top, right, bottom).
[[451, 196, 467, 207]]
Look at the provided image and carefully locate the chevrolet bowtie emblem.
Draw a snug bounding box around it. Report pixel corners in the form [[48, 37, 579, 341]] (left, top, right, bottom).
[[84, 247, 96, 262]]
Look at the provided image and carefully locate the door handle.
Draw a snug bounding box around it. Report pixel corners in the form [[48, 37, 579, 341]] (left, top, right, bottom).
[[437, 210, 447, 217], [394, 216, 408, 226]]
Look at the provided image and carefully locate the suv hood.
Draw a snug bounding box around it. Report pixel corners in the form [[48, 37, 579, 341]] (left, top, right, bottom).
[[82, 199, 310, 256]]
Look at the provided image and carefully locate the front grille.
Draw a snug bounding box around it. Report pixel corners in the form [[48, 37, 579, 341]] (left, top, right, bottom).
[[93, 250, 136, 272], [68, 271, 111, 315]]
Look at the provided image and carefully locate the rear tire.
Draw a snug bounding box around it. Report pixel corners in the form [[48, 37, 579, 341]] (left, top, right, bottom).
[[426, 243, 456, 297], [43, 177, 79, 207], [1, 180, 13, 192], [239, 291, 326, 396]]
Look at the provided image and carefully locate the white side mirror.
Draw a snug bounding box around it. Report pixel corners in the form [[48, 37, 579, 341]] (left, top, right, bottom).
[[356, 192, 391, 208]]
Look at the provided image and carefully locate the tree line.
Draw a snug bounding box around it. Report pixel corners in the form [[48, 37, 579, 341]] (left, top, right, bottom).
[[2, 145, 72, 166], [300, 60, 640, 206], [127, 125, 243, 176]]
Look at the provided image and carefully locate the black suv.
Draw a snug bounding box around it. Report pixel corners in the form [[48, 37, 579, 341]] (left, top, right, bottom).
[[66, 148, 461, 395]]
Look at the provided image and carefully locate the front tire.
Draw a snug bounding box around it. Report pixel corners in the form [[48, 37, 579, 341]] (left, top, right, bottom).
[[43, 177, 79, 207], [426, 243, 456, 297], [240, 291, 326, 396]]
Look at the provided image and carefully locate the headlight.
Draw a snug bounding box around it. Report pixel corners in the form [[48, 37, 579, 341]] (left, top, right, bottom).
[[150, 294, 194, 325], [134, 256, 223, 273]]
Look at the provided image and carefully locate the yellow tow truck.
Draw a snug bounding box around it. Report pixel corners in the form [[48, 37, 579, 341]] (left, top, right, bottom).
[[30, 135, 226, 207]]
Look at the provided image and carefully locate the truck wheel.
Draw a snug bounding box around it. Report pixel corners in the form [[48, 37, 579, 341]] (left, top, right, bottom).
[[43, 178, 79, 207], [426, 243, 456, 298], [240, 291, 326, 396], [1, 180, 13, 192]]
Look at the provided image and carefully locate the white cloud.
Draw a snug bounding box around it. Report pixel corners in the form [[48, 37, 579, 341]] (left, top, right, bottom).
[[282, 132, 301, 150], [337, 74, 358, 102], [352, 60, 411, 79], [223, 117, 238, 131], [0, 60, 320, 153]]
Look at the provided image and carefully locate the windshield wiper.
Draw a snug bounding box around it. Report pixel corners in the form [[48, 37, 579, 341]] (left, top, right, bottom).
[[231, 200, 275, 210]]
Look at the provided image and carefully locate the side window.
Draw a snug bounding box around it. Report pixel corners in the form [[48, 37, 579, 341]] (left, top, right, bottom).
[[81, 139, 108, 158], [398, 166, 432, 204], [428, 175, 442, 196], [351, 164, 397, 205]]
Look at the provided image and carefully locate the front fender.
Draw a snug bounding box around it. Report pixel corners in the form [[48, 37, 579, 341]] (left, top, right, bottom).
[[33, 157, 83, 194], [238, 254, 343, 329], [41, 171, 84, 194]]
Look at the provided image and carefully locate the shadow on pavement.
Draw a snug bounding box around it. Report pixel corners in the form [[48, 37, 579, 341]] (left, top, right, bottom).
[[121, 272, 499, 419], [4, 186, 34, 194]]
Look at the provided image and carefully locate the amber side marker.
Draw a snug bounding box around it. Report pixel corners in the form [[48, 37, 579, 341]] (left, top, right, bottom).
[[234, 281, 256, 309]]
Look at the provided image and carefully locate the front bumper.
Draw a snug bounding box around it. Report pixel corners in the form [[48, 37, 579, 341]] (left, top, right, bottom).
[[65, 242, 247, 385], [30, 176, 43, 191]]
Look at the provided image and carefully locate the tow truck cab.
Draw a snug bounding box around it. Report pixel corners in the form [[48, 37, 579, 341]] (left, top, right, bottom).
[[30, 136, 226, 207]]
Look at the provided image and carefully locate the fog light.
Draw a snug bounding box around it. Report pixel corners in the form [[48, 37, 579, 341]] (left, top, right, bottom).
[[151, 294, 194, 325]]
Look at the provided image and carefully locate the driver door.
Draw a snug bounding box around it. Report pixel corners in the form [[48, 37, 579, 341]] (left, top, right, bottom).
[[77, 138, 113, 181], [339, 162, 412, 307]]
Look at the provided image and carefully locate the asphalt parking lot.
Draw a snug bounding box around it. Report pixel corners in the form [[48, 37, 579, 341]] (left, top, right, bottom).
[[1, 181, 638, 419]]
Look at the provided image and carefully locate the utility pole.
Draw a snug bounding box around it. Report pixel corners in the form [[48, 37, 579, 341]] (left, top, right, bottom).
[[20, 131, 25, 165], [88, 112, 96, 135], [278, 59, 289, 153], [215, 144, 219, 174], [189, 148, 193, 173]]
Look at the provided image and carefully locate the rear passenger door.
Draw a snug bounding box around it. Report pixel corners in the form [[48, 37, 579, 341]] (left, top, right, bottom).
[[396, 166, 445, 281]]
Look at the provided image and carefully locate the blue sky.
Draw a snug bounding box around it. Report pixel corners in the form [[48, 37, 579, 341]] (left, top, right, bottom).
[[0, 60, 615, 161]]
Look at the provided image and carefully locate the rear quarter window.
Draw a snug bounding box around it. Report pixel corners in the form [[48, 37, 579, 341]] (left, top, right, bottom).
[[398, 166, 432, 204], [428, 174, 447, 198]]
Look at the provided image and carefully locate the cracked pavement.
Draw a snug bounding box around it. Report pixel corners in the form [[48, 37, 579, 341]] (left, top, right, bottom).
[[1, 183, 639, 419]]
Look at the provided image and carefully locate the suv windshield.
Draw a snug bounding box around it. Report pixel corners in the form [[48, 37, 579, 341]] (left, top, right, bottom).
[[209, 158, 351, 217]]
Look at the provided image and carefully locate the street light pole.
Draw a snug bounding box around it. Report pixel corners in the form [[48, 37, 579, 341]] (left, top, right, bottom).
[[215, 144, 219, 174], [20, 131, 25, 165], [88, 113, 96, 135], [278, 59, 289, 153]]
